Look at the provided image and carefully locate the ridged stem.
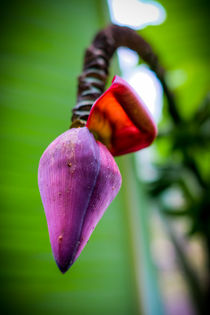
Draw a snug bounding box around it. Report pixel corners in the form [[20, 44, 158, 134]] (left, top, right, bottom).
[[70, 24, 180, 127]]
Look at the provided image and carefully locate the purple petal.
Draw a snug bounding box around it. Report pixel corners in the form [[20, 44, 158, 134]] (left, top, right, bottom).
[[38, 127, 100, 272], [73, 141, 122, 262], [38, 127, 122, 273]]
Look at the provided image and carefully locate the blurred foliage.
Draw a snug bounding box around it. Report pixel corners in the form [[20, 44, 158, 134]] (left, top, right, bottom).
[[139, 0, 210, 313], [0, 1, 140, 314], [148, 96, 210, 312]]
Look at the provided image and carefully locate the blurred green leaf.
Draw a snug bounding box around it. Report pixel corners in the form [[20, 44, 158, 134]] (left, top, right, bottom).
[[0, 1, 140, 314]]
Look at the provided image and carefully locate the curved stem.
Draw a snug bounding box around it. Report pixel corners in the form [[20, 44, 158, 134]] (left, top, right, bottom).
[[71, 24, 181, 127]]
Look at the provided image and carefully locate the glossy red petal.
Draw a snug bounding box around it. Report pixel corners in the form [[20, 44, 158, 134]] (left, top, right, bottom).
[[86, 75, 157, 156]]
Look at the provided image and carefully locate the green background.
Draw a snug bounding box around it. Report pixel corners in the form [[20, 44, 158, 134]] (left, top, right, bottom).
[[0, 1, 140, 314], [0, 0, 209, 314]]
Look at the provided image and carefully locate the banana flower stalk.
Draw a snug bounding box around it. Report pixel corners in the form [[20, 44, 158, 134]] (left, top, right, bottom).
[[38, 24, 159, 273]]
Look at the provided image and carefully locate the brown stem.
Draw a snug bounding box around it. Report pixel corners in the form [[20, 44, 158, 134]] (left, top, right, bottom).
[[71, 24, 181, 127]]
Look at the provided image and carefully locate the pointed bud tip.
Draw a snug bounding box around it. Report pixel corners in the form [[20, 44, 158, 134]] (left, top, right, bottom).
[[57, 260, 73, 274]]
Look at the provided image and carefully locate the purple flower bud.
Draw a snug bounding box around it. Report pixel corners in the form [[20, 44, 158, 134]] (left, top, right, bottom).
[[38, 127, 121, 273]]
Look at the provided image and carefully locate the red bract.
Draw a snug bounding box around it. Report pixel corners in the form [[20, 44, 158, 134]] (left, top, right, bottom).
[[87, 75, 157, 156]]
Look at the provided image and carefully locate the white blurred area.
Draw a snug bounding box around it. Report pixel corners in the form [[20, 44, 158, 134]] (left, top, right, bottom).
[[108, 0, 166, 30], [117, 49, 163, 123]]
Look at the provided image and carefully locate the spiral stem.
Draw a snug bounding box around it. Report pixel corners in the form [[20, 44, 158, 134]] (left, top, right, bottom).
[[71, 24, 181, 127]]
